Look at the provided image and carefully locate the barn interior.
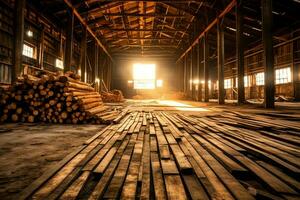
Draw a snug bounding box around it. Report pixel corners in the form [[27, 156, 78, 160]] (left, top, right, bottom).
[[0, 0, 300, 199]]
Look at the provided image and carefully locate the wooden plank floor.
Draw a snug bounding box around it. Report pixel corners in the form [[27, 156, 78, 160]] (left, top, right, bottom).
[[19, 110, 300, 200]]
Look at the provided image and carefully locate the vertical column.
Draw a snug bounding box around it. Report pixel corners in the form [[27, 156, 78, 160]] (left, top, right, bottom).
[[80, 27, 87, 82], [217, 18, 225, 104], [237, 0, 245, 104], [204, 33, 209, 102], [262, 0, 275, 108], [38, 26, 45, 69], [183, 55, 187, 93], [190, 49, 193, 98], [12, 0, 25, 82], [64, 9, 74, 72], [197, 40, 202, 101]]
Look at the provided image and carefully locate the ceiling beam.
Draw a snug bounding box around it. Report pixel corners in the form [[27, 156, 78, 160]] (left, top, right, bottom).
[[63, 0, 113, 61], [96, 28, 189, 32], [177, 0, 237, 62]]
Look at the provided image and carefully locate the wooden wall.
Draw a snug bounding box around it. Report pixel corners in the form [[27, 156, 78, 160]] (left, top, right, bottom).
[[0, 0, 112, 91]]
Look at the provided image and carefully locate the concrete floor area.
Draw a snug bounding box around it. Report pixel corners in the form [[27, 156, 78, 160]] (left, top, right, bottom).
[[0, 124, 105, 199]]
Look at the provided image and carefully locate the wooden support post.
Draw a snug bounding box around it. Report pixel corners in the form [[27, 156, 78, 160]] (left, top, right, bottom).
[[38, 26, 45, 69], [197, 40, 202, 101], [12, 0, 25, 82], [217, 18, 225, 105], [80, 27, 87, 82], [183, 55, 187, 93], [190, 49, 193, 98], [262, 0, 275, 108], [64, 9, 74, 72], [236, 0, 245, 104], [204, 33, 209, 102]]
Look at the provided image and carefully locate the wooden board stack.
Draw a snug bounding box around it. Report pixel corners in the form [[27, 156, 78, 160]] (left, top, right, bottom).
[[19, 110, 300, 200], [101, 89, 124, 103], [0, 72, 119, 124]]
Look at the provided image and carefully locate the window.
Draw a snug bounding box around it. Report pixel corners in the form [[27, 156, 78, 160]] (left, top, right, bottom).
[[156, 80, 163, 87], [275, 67, 291, 84], [55, 59, 64, 69], [22, 44, 34, 58], [224, 79, 232, 89], [256, 72, 264, 86], [244, 76, 251, 87], [133, 63, 156, 89]]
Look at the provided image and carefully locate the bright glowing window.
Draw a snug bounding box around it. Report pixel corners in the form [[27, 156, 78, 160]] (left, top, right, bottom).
[[224, 79, 232, 89], [133, 63, 156, 89], [156, 80, 163, 87], [275, 67, 291, 84], [23, 44, 34, 58], [55, 59, 64, 69], [256, 72, 265, 86]]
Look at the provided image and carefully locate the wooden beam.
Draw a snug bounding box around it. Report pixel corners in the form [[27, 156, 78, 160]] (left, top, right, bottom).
[[12, 0, 25, 82], [80, 28, 87, 82], [63, 0, 113, 61], [217, 19, 225, 105], [38, 26, 45, 69], [262, 0, 275, 108], [236, 0, 245, 104], [197, 40, 202, 101], [86, 0, 201, 3], [64, 9, 74, 72], [96, 28, 189, 32], [176, 0, 237, 62], [203, 33, 209, 102]]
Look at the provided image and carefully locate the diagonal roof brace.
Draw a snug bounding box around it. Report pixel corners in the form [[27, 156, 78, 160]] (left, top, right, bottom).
[[63, 0, 113, 61]]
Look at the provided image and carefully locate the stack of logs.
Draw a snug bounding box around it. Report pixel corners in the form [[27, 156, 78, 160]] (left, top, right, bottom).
[[101, 89, 124, 103], [0, 72, 116, 124]]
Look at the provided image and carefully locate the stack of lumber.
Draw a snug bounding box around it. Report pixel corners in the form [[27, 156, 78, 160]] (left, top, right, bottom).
[[101, 89, 124, 102], [0, 72, 119, 124], [19, 110, 300, 200]]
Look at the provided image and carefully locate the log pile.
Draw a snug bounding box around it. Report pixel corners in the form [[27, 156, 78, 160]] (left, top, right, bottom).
[[0, 72, 118, 124], [101, 89, 124, 102]]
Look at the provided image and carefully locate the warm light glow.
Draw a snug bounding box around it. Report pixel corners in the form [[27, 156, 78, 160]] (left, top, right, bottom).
[[201, 80, 205, 84], [157, 100, 208, 112], [78, 69, 81, 76], [193, 79, 199, 84], [84, 72, 87, 83], [95, 78, 100, 83], [156, 79, 163, 87], [27, 30, 33, 37], [133, 63, 156, 89], [128, 80, 133, 84], [55, 59, 63, 69]]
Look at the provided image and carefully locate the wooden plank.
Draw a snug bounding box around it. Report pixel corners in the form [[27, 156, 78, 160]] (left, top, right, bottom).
[[151, 152, 167, 200], [161, 159, 179, 175], [103, 134, 137, 199], [182, 174, 210, 200], [159, 145, 170, 159], [257, 161, 300, 191], [59, 171, 90, 199], [120, 131, 144, 199], [169, 144, 193, 174], [164, 175, 187, 200], [88, 135, 131, 199], [140, 133, 151, 200]]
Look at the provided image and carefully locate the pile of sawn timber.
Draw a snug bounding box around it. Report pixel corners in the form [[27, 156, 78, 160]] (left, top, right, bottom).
[[19, 110, 300, 200], [0, 73, 121, 124]]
